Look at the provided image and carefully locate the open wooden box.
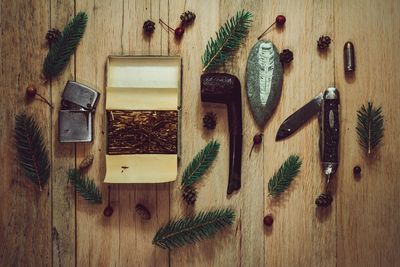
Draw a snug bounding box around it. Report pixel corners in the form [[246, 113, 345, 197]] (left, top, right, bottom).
[[104, 56, 181, 183]]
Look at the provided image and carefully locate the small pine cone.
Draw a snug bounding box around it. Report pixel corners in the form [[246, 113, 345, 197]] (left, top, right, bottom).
[[279, 49, 294, 64], [143, 20, 155, 35], [135, 203, 151, 220], [79, 154, 94, 170], [182, 186, 197, 205], [317, 35, 332, 50], [45, 28, 61, 46], [180, 11, 196, 25], [203, 112, 217, 130], [315, 193, 333, 207]]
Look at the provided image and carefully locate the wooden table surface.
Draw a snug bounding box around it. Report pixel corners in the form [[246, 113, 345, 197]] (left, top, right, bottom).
[[1, 0, 400, 266]]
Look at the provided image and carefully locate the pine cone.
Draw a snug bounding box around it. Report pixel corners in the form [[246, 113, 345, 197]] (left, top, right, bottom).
[[315, 193, 333, 207], [45, 28, 61, 46], [203, 112, 217, 130], [180, 11, 196, 25], [317, 35, 332, 50], [135, 203, 151, 220], [279, 49, 294, 64], [143, 20, 155, 35], [79, 154, 94, 170], [182, 186, 197, 205]]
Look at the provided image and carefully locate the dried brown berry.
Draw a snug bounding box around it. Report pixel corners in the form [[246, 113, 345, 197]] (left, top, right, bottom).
[[263, 214, 274, 226], [135, 203, 151, 220]]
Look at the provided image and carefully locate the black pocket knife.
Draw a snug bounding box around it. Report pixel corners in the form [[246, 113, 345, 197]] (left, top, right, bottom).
[[276, 87, 340, 207]]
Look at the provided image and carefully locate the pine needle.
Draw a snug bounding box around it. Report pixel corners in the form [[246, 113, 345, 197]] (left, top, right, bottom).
[[356, 102, 384, 155], [153, 208, 235, 249], [202, 10, 252, 72], [181, 140, 220, 187], [15, 113, 50, 190], [67, 169, 102, 204], [268, 155, 302, 198], [43, 12, 88, 79]]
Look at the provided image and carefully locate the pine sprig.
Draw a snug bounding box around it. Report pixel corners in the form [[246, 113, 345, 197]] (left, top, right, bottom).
[[15, 113, 50, 190], [43, 12, 88, 79], [202, 10, 252, 72], [356, 102, 384, 155], [181, 140, 220, 187], [153, 208, 235, 249], [268, 155, 302, 198], [67, 169, 102, 204]]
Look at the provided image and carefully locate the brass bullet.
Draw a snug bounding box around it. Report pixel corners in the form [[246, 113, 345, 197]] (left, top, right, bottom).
[[344, 41, 355, 73]]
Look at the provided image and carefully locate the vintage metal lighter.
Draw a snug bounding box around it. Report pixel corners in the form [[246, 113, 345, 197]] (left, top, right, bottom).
[[276, 87, 340, 207], [59, 81, 100, 143]]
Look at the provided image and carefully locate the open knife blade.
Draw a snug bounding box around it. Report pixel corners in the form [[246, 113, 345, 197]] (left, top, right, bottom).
[[276, 92, 324, 141]]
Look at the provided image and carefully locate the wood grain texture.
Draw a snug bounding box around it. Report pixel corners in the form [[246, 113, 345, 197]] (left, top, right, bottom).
[[50, 1, 76, 267], [334, 1, 400, 266], [1, 0, 400, 266]]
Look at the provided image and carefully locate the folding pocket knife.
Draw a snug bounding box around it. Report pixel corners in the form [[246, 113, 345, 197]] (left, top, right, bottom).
[[276, 87, 340, 207]]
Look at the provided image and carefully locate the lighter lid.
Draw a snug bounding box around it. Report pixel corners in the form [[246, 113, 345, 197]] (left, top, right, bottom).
[[61, 81, 100, 110]]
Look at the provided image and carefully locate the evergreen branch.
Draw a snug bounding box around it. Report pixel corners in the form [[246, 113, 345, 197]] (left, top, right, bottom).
[[202, 10, 252, 72], [67, 169, 102, 204], [43, 12, 88, 79], [356, 102, 384, 155], [15, 113, 50, 190], [153, 208, 235, 249], [181, 140, 220, 187], [268, 155, 302, 198]]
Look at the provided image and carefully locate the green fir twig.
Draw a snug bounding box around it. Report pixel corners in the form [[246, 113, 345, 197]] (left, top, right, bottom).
[[202, 10, 252, 72], [356, 102, 384, 155], [67, 169, 102, 204], [15, 113, 50, 191], [268, 155, 302, 198], [181, 140, 220, 187], [152, 208, 235, 249], [43, 12, 88, 79]]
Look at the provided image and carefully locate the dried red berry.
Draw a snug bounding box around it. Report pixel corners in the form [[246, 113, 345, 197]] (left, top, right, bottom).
[[103, 206, 113, 217], [253, 133, 263, 144], [249, 133, 263, 157], [26, 86, 37, 98], [275, 15, 286, 27], [353, 166, 361, 176], [264, 214, 274, 226], [174, 27, 185, 39], [258, 15, 286, 40]]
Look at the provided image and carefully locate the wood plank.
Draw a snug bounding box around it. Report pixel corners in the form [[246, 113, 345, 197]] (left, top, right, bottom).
[[168, 1, 242, 266], [74, 1, 123, 266], [334, 0, 400, 266], [118, 0, 170, 266], [0, 0, 52, 266], [263, 0, 336, 266], [219, 1, 267, 266], [49, 1, 76, 267]]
